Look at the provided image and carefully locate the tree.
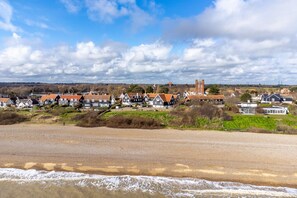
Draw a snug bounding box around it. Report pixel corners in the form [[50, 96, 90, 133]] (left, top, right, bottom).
[[240, 93, 252, 102], [145, 86, 154, 93], [158, 86, 169, 94], [127, 85, 145, 93], [208, 85, 220, 95]]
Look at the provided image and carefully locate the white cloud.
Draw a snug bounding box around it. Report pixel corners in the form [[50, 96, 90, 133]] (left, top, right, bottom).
[[60, 0, 82, 13], [2, 37, 296, 84], [25, 19, 49, 29], [3, 0, 297, 84], [85, 0, 131, 23], [60, 0, 156, 30], [12, 32, 21, 40], [0, 0, 17, 31], [165, 0, 297, 40]]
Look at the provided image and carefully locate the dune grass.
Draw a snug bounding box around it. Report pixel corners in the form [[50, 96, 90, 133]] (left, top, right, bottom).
[[223, 115, 277, 131]]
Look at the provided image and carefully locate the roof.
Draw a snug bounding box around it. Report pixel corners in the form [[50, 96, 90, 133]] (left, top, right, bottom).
[[84, 94, 111, 101], [17, 99, 32, 102], [60, 95, 83, 100], [263, 106, 288, 110], [164, 94, 173, 102], [156, 94, 173, 103], [146, 93, 158, 99], [187, 95, 224, 100], [40, 94, 58, 102], [0, 98, 11, 103]]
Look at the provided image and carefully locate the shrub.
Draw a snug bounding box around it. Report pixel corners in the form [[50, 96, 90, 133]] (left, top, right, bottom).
[[48, 106, 78, 116], [0, 112, 28, 125], [248, 127, 271, 134], [223, 103, 239, 113], [256, 107, 264, 114], [276, 125, 297, 134], [106, 115, 163, 129], [170, 103, 224, 129], [74, 111, 106, 127], [196, 103, 223, 119], [222, 113, 233, 121]]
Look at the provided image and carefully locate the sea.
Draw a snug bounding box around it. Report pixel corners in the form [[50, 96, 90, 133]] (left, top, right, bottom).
[[0, 168, 296, 198]]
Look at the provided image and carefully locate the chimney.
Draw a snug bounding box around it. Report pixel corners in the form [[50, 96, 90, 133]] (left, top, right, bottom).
[[201, 79, 205, 95]]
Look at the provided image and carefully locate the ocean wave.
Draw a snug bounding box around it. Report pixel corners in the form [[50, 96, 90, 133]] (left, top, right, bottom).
[[0, 168, 296, 197]]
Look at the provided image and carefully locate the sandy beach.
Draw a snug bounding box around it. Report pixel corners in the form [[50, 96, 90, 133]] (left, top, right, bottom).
[[0, 124, 297, 188]]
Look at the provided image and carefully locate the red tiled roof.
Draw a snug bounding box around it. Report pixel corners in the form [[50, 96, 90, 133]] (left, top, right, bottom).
[[164, 94, 173, 102], [84, 94, 111, 101], [40, 94, 58, 102], [60, 95, 83, 100], [0, 98, 10, 103], [157, 94, 173, 103], [146, 93, 158, 99]]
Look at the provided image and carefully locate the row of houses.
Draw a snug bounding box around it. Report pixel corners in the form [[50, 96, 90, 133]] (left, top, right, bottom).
[[0, 92, 183, 109], [120, 93, 177, 107], [0, 94, 113, 109]]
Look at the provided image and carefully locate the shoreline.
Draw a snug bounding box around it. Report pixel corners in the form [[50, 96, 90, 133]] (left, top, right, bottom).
[[0, 124, 297, 188]]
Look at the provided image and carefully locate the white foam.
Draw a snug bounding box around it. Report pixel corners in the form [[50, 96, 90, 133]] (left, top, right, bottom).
[[0, 168, 296, 197]]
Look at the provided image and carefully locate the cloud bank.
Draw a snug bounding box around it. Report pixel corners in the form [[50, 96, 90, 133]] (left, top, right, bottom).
[[1, 0, 297, 84]]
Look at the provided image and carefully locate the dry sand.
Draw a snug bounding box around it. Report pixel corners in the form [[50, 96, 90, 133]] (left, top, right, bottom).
[[0, 124, 297, 187]]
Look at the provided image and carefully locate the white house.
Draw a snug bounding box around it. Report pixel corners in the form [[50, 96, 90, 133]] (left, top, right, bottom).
[[263, 106, 288, 115]]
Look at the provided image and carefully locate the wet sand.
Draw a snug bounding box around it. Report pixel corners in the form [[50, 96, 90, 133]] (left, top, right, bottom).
[[0, 124, 297, 188]]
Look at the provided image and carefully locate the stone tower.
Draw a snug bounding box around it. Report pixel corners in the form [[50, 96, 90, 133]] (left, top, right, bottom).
[[195, 79, 205, 95]]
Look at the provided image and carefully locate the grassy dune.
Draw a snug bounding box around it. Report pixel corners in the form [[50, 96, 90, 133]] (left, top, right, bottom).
[[2, 108, 297, 134]]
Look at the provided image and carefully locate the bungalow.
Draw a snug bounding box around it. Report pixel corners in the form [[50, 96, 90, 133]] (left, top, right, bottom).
[[0, 98, 14, 108], [122, 93, 144, 106], [186, 95, 224, 105], [83, 94, 111, 108], [16, 98, 39, 108], [261, 94, 293, 104], [238, 103, 257, 115], [59, 95, 84, 107], [152, 94, 175, 108], [263, 106, 288, 115], [39, 94, 60, 106]]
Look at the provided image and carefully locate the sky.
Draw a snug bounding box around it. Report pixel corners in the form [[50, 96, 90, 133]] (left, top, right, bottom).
[[0, 0, 297, 84]]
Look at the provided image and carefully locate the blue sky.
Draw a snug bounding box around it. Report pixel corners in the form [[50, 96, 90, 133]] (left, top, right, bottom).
[[1, 0, 297, 84], [2, 0, 211, 45]]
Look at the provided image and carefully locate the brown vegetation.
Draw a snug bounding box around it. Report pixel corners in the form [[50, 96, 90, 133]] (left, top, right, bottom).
[[74, 111, 106, 127], [106, 115, 163, 129], [170, 103, 229, 127], [0, 112, 28, 125], [276, 125, 297, 135]]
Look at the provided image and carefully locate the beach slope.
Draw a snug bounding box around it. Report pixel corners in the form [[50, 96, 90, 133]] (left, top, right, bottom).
[[0, 124, 297, 187]]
